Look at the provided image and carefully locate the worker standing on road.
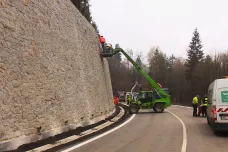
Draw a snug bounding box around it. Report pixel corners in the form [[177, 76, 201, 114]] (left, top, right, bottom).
[[114, 96, 119, 105], [201, 95, 208, 117], [127, 95, 132, 105], [99, 35, 106, 51], [192, 95, 199, 117]]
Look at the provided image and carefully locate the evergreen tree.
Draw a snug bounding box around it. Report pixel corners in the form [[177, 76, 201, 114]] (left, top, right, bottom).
[[71, 0, 100, 36], [133, 55, 143, 83], [185, 28, 204, 81], [205, 55, 212, 64], [91, 21, 99, 34], [168, 54, 176, 68], [71, 0, 92, 22]]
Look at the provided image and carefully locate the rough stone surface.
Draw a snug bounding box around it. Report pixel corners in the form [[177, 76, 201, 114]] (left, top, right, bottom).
[[0, 0, 114, 144]]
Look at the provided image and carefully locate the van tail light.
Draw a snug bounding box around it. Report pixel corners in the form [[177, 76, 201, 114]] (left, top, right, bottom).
[[212, 105, 217, 121]]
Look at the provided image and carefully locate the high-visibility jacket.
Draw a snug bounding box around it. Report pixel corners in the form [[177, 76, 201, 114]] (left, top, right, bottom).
[[192, 96, 198, 104], [99, 36, 106, 43], [127, 97, 132, 102], [202, 97, 208, 106]]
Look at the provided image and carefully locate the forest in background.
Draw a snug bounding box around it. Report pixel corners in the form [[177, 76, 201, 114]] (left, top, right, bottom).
[[72, 0, 228, 105], [107, 29, 228, 105]]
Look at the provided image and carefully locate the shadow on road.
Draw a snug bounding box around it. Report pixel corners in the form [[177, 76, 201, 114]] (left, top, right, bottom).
[[215, 132, 228, 137], [196, 120, 228, 138]]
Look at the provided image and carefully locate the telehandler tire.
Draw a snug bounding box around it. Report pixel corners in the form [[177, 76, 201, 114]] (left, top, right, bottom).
[[153, 103, 165, 113], [129, 104, 139, 114]]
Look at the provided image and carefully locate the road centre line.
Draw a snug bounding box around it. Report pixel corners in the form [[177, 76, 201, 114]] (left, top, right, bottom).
[[167, 110, 187, 152]]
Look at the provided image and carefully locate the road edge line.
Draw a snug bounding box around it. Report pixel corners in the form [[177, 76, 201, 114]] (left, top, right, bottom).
[[167, 110, 187, 152], [172, 105, 192, 109], [61, 114, 136, 152]]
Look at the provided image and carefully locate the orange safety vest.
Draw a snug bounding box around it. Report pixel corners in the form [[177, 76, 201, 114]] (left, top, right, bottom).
[[99, 36, 106, 43]]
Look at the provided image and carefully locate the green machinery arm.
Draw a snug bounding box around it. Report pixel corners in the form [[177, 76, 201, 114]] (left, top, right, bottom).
[[113, 47, 168, 97]]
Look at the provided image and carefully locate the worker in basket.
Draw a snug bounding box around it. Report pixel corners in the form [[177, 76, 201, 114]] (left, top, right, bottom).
[[99, 35, 106, 50], [104, 43, 113, 54]]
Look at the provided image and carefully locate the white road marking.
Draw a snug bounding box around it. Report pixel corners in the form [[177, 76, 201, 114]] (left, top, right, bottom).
[[61, 114, 136, 152], [172, 105, 192, 109], [167, 110, 187, 152]]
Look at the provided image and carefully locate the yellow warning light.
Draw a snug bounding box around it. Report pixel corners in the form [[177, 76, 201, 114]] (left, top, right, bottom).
[[222, 76, 228, 79]]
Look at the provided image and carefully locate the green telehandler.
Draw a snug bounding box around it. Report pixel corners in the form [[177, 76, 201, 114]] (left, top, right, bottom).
[[101, 44, 171, 113]]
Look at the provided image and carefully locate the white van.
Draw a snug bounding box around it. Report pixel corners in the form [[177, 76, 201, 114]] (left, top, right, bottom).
[[207, 78, 228, 134]]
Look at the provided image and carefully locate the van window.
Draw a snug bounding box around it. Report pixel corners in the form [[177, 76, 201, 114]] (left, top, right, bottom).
[[137, 92, 146, 100], [147, 92, 153, 100], [208, 89, 213, 104]]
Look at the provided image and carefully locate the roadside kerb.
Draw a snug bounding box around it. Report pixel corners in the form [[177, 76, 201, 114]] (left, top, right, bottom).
[[24, 106, 125, 152]]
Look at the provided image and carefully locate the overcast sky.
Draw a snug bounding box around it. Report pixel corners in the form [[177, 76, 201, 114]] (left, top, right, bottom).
[[90, 0, 228, 59]]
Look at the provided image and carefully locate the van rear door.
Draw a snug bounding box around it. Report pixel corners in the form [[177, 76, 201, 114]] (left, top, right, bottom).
[[216, 88, 228, 123]]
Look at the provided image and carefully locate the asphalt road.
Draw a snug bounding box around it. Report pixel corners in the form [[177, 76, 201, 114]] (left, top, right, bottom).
[[63, 106, 228, 152]]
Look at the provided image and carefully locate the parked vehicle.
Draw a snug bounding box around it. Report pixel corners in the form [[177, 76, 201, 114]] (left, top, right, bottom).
[[206, 77, 228, 134]]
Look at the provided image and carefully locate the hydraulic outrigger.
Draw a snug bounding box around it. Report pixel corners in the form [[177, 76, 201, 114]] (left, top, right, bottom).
[[101, 44, 171, 113]]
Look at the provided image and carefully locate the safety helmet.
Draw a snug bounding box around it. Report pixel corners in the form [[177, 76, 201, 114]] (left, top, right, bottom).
[[107, 43, 112, 48]]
